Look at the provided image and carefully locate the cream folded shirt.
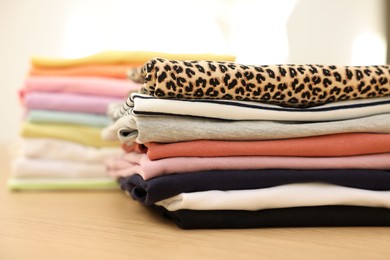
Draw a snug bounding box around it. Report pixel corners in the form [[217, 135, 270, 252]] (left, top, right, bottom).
[[11, 157, 109, 178], [156, 183, 390, 211]]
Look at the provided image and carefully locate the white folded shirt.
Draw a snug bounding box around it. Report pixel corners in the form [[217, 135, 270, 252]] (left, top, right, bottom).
[[109, 93, 390, 122], [11, 156, 109, 178], [11, 138, 123, 163]]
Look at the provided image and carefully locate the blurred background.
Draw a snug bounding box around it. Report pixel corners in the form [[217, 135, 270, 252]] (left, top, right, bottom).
[[0, 0, 388, 144]]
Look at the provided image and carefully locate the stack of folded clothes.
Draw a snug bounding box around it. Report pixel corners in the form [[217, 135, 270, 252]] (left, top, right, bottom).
[[103, 58, 390, 229], [9, 52, 236, 191]]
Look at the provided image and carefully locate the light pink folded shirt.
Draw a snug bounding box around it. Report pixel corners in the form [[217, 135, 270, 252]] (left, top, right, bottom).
[[23, 91, 123, 115], [24, 76, 141, 97], [105, 152, 390, 180]]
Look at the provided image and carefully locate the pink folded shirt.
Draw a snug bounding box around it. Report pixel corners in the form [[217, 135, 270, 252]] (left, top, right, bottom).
[[23, 91, 123, 115], [106, 152, 390, 180], [24, 76, 141, 98]]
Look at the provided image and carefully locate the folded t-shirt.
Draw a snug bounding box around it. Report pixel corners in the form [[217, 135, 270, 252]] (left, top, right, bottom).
[[26, 110, 111, 127], [109, 93, 390, 122], [7, 176, 118, 191], [140, 133, 390, 160], [31, 51, 236, 68], [24, 76, 140, 97], [158, 205, 390, 229], [102, 112, 390, 144], [156, 183, 390, 211], [106, 152, 390, 180], [13, 138, 123, 163], [119, 168, 390, 205], [138, 58, 390, 108], [21, 122, 119, 148], [11, 157, 109, 178], [23, 91, 122, 115], [30, 64, 139, 79]]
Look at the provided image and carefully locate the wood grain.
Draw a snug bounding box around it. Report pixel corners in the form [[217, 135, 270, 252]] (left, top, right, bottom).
[[1, 144, 390, 260]]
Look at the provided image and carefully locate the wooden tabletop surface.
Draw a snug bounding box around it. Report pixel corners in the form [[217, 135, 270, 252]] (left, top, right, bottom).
[[1, 144, 390, 260]]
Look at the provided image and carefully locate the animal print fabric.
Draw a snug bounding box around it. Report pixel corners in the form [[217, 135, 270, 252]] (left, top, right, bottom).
[[138, 58, 390, 108]]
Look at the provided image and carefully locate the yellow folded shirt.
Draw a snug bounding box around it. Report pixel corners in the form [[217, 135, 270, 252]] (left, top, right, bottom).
[[21, 122, 119, 148], [31, 50, 236, 68]]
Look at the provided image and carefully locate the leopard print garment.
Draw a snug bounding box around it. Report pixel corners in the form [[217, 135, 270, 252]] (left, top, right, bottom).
[[127, 67, 144, 84], [138, 58, 390, 108]]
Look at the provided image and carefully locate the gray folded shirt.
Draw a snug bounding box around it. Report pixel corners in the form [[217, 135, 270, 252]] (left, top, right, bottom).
[[102, 113, 390, 144]]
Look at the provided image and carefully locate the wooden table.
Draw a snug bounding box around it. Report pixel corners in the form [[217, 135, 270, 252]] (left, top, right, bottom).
[[1, 145, 390, 260]]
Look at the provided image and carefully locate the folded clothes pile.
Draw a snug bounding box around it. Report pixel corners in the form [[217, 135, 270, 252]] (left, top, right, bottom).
[[9, 51, 235, 191], [103, 57, 390, 229]]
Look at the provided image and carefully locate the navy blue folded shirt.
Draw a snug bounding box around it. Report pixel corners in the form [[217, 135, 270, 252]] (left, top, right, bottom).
[[118, 169, 390, 205]]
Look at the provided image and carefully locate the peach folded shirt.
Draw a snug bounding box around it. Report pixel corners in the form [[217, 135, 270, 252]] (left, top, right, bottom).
[[30, 50, 236, 68], [140, 133, 390, 160], [29, 64, 138, 79]]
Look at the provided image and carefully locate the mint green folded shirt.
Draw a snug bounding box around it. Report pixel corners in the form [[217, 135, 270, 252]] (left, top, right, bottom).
[[26, 110, 111, 127]]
